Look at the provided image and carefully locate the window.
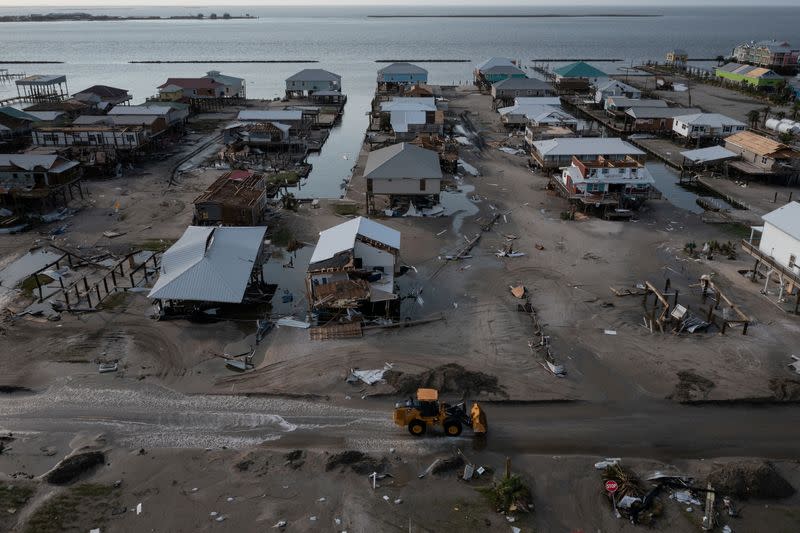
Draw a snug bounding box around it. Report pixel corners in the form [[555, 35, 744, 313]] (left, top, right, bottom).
[[419, 179, 426, 192], [790, 254, 797, 268], [761, 156, 769, 165]]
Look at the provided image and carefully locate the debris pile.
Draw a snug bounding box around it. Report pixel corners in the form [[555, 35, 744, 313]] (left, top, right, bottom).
[[325, 451, 387, 475], [478, 474, 533, 514], [707, 461, 795, 500], [667, 370, 715, 402], [383, 363, 505, 398]]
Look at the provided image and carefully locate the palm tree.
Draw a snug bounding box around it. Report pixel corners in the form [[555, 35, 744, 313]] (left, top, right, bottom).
[[776, 111, 786, 120], [746, 109, 760, 128], [762, 106, 771, 127], [715, 55, 725, 66], [792, 102, 800, 121]]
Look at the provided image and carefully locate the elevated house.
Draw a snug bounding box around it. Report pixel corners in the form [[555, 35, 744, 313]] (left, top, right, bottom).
[[108, 103, 189, 127], [624, 107, 702, 133], [237, 109, 307, 130], [71, 115, 168, 138], [594, 80, 641, 106], [498, 102, 576, 129], [72, 85, 132, 109], [724, 131, 800, 180], [0, 107, 38, 146], [605, 97, 667, 117], [744, 201, 800, 313], [285, 69, 342, 98], [0, 153, 82, 210], [474, 58, 524, 87], [733, 40, 799, 72], [15, 74, 69, 102], [666, 49, 689, 66], [491, 78, 554, 105], [24, 99, 88, 121], [714, 63, 785, 91], [672, 113, 746, 141], [554, 155, 656, 214], [157, 78, 225, 100], [149, 225, 269, 311], [529, 137, 645, 171], [378, 97, 443, 140], [377, 62, 428, 88], [306, 217, 401, 321], [202, 71, 246, 99], [230, 121, 307, 154], [553, 62, 607, 92], [364, 142, 442, 213], [193, 170, 269, 226]]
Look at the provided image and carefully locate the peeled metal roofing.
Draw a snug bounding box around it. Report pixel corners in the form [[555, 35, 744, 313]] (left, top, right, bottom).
[[148, 226, 267, 303], [310, 217, 400, 265], [674, 113, 745, 127], [286, 69, 341, 82], [762, 201, 800, 240], [363, 142, 443, 180], [680, 145, 738, 163]]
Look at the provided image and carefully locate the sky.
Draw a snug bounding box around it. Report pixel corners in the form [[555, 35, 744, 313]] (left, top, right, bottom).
[[0, 0, 798, 6]]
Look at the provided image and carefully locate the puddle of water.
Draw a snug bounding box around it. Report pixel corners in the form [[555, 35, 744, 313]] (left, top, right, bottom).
[[441, 183, 479, 234], [646, 162, 704, 214]]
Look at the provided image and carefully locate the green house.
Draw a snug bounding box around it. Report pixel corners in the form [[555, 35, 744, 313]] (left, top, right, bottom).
[[715, 63, 785, 90], [553, 61, 607, 81], [481, 65, 527, 84]]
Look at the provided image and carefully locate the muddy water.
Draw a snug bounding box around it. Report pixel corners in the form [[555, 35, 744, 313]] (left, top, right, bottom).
[[646, 162, 704, 214]]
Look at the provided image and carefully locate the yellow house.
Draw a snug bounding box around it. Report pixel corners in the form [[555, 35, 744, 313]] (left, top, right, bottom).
[[666, 49, 689, 65]]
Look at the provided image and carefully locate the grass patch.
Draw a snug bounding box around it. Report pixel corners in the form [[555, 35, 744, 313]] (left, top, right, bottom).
[[0, 483, 35, 525], [24, 483, 120, 533], [135, 238, 175, 252], [333, 202, 359, 216], [718, 222, 751, 240], [267, 171, 300, 186]]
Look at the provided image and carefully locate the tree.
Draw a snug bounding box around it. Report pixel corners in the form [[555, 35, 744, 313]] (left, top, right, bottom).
[[197, 13, 203, 18], [716, 55, 725, 66], [776, 111, 786, 120], [223, 13, 231, 19], [746, 109, 760, 127], [762, 106, 771, 127], [209, 13, 217, 19]]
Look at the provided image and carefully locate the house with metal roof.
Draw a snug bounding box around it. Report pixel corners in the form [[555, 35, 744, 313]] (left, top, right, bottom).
[[0, 106, 39, 145], [148, 225, 268, 305], [491, 77, 554, 104], [377, 62, 428, 86], [744, 201, 800, 312], [364, 143, 442, 211], [724, 131, 800, 177], [0, 153, 82, 207], [672, 113, 746, 140], [474, 58, 525, 86], [594, 80, 641, 105], [285, 69, 342, 97], [624, 107, 702, 133], [714, 63, 784, 90], [237, 109, 306, 129], [108, 103, 189, 126], [679, 145, 738, 167], [499, 102, 576, 128], [306, 216, 401, 319], [553, 62, 607, 82], [605, 97, 667, 116], [378, 97, 443, 139], [529, 137, 645, 170], [203, 71, 246, 99]]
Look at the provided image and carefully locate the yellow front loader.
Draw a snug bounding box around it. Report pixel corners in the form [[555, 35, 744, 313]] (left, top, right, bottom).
[[393, 388, 487, 437]]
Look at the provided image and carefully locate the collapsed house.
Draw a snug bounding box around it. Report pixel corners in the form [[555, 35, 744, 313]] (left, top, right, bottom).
[[72, 85, 132, 110], [148, 225, 269, 313], [363, 142, 443, 214], [306, 217, 401, 322], [0, 107, 38, 147], [193, 170, 273, 226]]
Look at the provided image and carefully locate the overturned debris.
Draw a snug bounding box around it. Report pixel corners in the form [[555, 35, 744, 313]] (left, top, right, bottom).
[[383, 364, 505, 398], [707, 461, 795, 500], [46, 451, 105, 485]]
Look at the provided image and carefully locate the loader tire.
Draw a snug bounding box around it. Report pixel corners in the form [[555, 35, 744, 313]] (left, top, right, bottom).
[[408, 419, 426, 436], [444, 419, 462, 437]]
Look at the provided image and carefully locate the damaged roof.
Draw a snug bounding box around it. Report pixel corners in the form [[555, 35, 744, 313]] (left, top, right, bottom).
[[310, 217, 400, 266], [148, 226, 267, 303]]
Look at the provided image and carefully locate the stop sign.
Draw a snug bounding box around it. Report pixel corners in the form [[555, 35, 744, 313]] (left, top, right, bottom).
[[605, 480, 619, 493]]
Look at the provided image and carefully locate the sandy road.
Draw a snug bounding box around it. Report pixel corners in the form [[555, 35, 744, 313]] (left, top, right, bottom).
[[2, 381, 799, 461]]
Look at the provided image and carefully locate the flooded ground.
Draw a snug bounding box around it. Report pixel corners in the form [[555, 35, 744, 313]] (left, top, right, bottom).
[[647, 162, 704, 214]]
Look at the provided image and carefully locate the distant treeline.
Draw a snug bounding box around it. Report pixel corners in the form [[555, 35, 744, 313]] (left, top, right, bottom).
[[130, 60, 318, 64], [0, 12, 258, 23], [375, 59, 471, 63]]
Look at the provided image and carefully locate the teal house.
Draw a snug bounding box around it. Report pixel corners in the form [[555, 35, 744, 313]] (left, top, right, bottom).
[[474, 57, 527, 85], [553, 61, 607, 83]]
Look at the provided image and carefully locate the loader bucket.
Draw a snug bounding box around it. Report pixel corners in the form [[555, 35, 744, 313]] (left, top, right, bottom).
[[470, 402, 487, 434]]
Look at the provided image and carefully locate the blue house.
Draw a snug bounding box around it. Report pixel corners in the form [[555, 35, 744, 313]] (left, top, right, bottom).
[[377, 62, 429, 86]]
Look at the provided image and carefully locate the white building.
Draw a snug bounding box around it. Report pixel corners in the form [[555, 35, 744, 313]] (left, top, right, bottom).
[[499, 103, 576, 128], [108, 103, 189, 125], [378, 97, 442, 138], [752, 202, 800, 277], [237, 109, 305, 128], [594, 80, 641, 105], [672, 113, 746, 139], [307, 217, 401, 311], [559, 156, 655, 199]]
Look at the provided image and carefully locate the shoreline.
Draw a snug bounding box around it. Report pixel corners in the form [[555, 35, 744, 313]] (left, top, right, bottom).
[[0, 14, 258, 23], [368, 14, 662, 18]]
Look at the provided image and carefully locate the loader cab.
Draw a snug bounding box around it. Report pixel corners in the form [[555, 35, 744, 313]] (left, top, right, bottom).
[[414, 388, 441, 417]]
